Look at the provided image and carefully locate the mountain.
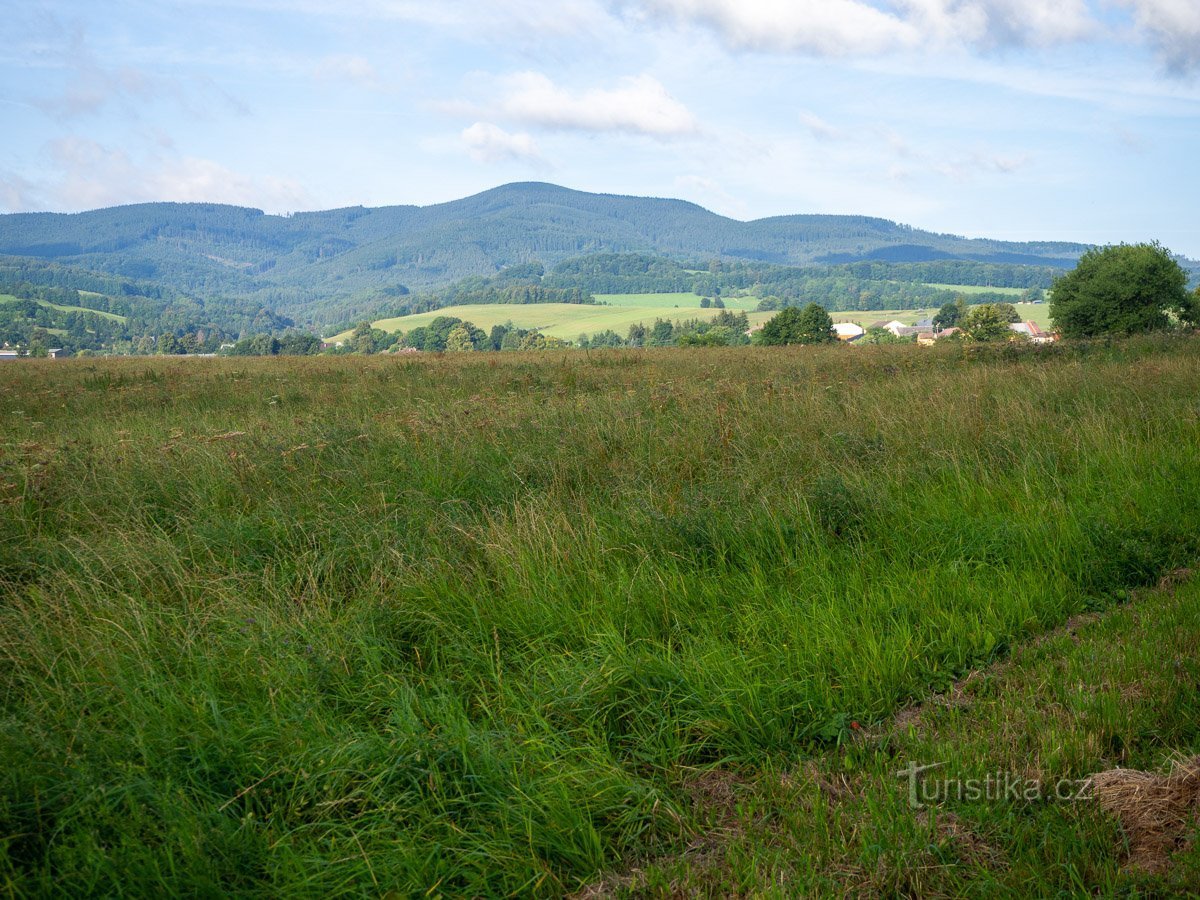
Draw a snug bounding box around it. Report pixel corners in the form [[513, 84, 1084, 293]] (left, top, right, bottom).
[[0, 182, 1104, 328]]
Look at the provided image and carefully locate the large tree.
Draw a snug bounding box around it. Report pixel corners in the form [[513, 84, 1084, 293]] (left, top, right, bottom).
[[445, 323, 475, 352], [759, 303, 836, 346], [933, 296, 968, 330], [961, 304, 1016, 342], [1050, 242, 1196, 337]]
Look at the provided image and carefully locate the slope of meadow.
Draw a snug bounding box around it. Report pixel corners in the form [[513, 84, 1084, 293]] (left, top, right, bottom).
[[2, 339, 1200, 895], [326, 301, 774, 343]]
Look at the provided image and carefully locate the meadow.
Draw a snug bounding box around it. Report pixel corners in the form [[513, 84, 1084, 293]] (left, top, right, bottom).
[[593, 292, 761, 311], [922, 283, 1027, 297], [0, 294, 127, 323], [327, 300, 774, 343], [3, 338, 1200, 895]]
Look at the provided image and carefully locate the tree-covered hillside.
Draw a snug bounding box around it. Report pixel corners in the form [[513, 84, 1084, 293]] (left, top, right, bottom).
[[0, 183, 1097, 328], [0, 256, 291, 354]]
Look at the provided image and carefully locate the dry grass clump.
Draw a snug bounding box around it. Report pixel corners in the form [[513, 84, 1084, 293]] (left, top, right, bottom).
[[1091, 755, 1200, 872]]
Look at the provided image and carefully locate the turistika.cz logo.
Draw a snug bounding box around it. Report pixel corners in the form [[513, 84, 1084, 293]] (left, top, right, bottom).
[[895, 761, 1095, 809]]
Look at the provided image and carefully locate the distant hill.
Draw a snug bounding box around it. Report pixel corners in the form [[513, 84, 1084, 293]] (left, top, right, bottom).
[[0, 183, 1100, 328]]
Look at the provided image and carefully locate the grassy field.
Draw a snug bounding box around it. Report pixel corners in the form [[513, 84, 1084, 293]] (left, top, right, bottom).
[[0, 293, 127, 323], [593, 292, 760, 311], [327, 302, 774, 343], [3, 338, 1198, 895], [924, 283, 1027, 297]]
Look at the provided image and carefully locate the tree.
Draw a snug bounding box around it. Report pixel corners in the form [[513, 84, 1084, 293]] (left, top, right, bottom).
[[759, 303, 836, 346], [961, 304, 1016, 342], [992, 302, 1021, 323], [279, 332, 320, 355], [422, 316, 463, 352], [649, 319, 675, 346], [518, 331, 548, 350], [860, 326, 911, 345], [445, 323, 475, 352], [1050, 242, 1195, 338], [402, 326, 428, 350], [350, 321, 377, 354], [933, 296, 968, 330]]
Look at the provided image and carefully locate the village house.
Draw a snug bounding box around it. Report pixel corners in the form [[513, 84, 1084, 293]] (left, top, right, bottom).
[[832, 323, 865, 342], [1010, 321, 1055, 344]]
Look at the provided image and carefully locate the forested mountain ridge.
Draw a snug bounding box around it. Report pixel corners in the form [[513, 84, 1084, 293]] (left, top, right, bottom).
[[0, 182, 1101, 327]]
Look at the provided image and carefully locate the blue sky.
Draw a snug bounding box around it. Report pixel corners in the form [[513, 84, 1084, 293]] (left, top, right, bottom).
[[3, 0, 1199, 255]]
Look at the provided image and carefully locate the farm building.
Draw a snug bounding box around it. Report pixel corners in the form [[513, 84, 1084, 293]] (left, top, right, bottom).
[[832, 323, 865, 342]]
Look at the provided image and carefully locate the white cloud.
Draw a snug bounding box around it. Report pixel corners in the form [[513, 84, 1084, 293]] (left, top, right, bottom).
[[935, 150, 1030, 179], [493, 72, 699, 137], [905, 0, 1095, 47], [629, 0, 918, 55], [24, 138, 313, 212], [798, 110, 846, 141], [624, 0, 1096, 56], [311, 54, 381, 88], [461, 122, 548, 167], [1119, 0, 1200, 73]]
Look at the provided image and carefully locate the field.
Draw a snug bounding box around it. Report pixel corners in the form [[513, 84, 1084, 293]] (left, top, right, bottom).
[[923, 283, 1027, 297], [593, 292, 760, 311], [327, 301, 775, 343], [3, 339, 1199, 895]]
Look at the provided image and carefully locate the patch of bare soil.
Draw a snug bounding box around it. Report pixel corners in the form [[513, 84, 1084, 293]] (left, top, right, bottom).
[[1091, 755, 1200, 873]]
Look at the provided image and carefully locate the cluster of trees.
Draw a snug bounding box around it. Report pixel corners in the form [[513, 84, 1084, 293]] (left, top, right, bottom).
[[224, 332, 322, 356], [757, 304, 837, 345], [1050, 243, 1198, 337], [339, 317, 571, 354], [329, 309, 756, 355], [960, 304, 1022, 342], [931, 297, 1021, 336], [618, 310, 752, 348]]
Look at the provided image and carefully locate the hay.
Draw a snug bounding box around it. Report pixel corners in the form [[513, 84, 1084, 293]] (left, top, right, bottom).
[[1091, 755, 1200, 872]]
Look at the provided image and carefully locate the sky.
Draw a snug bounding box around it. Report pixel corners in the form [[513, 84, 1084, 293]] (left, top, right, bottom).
[[2, 0, 1199, 256]]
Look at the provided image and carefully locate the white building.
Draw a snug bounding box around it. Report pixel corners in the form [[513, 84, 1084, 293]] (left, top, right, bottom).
[[832, 323, 866, 342]]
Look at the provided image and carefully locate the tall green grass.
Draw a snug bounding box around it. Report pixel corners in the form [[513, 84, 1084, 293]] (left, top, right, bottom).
[[2, 337, 1200, 895]]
